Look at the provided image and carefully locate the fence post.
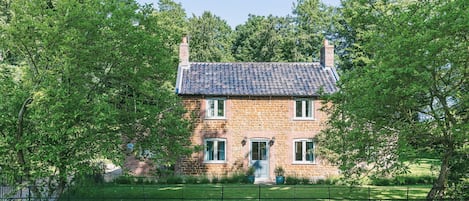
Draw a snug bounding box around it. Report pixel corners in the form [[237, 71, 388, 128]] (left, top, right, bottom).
[[181, 185, 184, 201], [258, 185, 261, 201], [221, 185, 224, 201], [406, 186, 409, 200], [328, 186, 331, 200], [143, 184, 145, 201], [368, 187, 371, 201], [292, 185, 295, 199], [28, 186, 31, 201]]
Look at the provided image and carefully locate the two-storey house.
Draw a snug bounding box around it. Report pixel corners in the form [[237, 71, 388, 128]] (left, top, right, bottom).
[[175, 37, 339, 182]]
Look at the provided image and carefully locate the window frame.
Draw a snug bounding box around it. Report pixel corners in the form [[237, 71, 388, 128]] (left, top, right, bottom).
[[293, 98, 315, 120], [205, 98, 226, 119], [203, 138, 227, 163], [292, 139, 315, 164]]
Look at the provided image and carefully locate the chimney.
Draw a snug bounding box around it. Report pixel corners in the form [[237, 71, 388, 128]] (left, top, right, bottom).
[[179, 36, 189, 68], [320, 39, 334, 67]]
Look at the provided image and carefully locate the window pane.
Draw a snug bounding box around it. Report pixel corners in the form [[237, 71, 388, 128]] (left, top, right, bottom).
[[306, 142, 314, 161], [206, 141, 214, 160], [305, 100, 312, 118], [217, 100, 224, 117], [295, 101, 302, 117], [208, 100, 215, 117], [252, 142, 259, 160], [295, 142, 303, 161], [217, 141, 225, 160], [260, 142, 267, 160]]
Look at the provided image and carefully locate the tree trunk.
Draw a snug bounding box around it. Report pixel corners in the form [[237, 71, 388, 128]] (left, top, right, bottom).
[[16, 97, 32, 169], [16, 98, 42, 199], [426, 150, 451, 200]]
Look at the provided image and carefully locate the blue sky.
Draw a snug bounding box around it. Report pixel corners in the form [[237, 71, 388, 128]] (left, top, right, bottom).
[[136, 0, 341, 28]]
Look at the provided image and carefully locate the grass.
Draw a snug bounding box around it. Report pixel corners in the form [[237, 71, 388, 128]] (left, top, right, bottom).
[[61, 184, 431, 201], [406, 158, 440, 177]]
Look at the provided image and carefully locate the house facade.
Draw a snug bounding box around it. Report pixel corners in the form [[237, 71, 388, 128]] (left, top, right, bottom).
[[175, 37, 339, 182]]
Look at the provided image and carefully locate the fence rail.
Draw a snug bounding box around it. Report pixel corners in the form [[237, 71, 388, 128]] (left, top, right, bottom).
[[0, 184, 444, 201]]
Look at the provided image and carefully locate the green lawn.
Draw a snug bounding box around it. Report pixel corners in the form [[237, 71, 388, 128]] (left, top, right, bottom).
[[407, 158, 440, 176], [61, 184, 431, 201]]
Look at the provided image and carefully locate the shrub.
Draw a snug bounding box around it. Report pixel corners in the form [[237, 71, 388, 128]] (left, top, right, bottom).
[[370, 177, 392, 186], [199, 176, 211, 184], [285, 176, 300, 185], [370, 175, 436, 186], [211, 177, 219, 184], [315, 179, 326, 185], [184, 176, 199, 184], [114, 175, 132, 184], [300, 177, 310, 184], [166, 175, 184, 184], [324, 177, 341, 185], [219, 176, 229, 184], [144, 178, 156, 185], [228, 173, 248, 184], [135, 176, 145, 184]]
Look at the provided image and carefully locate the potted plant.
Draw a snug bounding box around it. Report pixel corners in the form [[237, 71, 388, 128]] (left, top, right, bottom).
[[246, 166, 255, 184], [274, 166, 285, 184]]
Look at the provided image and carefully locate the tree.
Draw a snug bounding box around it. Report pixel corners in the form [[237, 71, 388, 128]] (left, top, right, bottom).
[[292, 0, 337, 62], [188, 11, 234, 62], [0, 0, 192, 198], [319, 0, 468, 199], [232, 15, 296, 62], [149, 0, 188, 65]]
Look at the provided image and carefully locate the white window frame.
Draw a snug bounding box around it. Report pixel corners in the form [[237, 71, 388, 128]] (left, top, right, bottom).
[[292, 139, 315, 164], [205, 98, 226, 119], [294, 98, 314, 120], [203, 138, 226, 163]]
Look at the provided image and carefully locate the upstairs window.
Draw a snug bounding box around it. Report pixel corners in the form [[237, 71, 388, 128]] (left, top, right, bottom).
[[294, 98, 314, 119], [206, 98, 225, 119], [204, 138, 226, 162], [293, 139, 315, 163]]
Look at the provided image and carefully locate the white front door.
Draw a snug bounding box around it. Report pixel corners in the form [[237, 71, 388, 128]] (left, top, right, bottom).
[[250, 140, 269, 178]]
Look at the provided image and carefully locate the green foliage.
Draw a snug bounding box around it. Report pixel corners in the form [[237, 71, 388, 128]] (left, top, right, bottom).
[[319, 0, 468, 199], [151, 0, 188, 64], [232, 15, 296, 62], [285, 176, 310, 185], [274, 166, 285, 176], [166, 175, 184, 184], [218, 175, 229, 184], [199, 176, 211, 184], [292, 0, 338, 62], [246, 166, 255, 176], [113, 176, 133, 185], [188, 11, 234, 62], [0, 0, 193, 198], [210, 177, 219, 184], [370, 175, 436, 186], [184, 175, 199, 184]]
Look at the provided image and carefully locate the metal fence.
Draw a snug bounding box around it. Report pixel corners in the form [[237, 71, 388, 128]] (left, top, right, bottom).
[[0, 184, 443, 201]]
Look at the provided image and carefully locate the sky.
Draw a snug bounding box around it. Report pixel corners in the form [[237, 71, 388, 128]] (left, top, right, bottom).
[[136, 0, 341, 28]]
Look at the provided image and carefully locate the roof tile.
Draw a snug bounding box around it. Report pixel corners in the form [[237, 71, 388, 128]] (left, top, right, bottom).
[[177, 62, 338, 96]]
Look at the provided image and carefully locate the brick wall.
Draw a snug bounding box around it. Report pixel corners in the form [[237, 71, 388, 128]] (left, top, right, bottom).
[[176, 96, 338, 181]]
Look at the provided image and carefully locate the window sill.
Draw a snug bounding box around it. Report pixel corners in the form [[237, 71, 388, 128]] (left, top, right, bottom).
[[203, 161, 227, 164], [292, 162, 316, 165], [293, 118, 315, 121], [205, 117, 226, 120]]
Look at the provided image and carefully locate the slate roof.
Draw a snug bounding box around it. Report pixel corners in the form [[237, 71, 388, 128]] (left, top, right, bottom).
[[176, 62, 338, 96]]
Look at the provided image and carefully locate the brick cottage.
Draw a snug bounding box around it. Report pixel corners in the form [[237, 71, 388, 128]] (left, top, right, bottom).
[[175, 37, 339, 182]]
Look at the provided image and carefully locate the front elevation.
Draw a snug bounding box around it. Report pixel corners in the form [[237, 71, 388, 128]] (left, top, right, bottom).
[[175, 37, 339, 181]]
